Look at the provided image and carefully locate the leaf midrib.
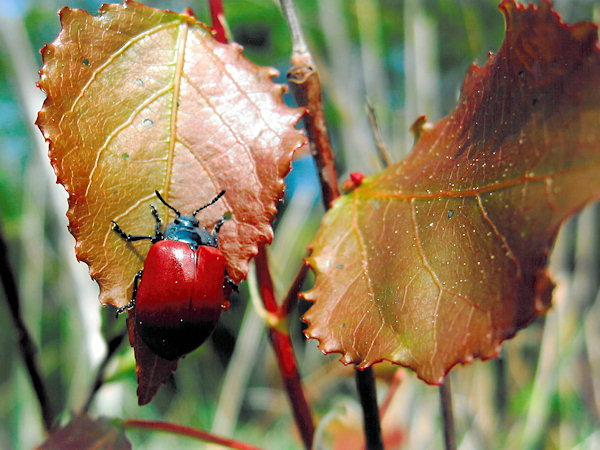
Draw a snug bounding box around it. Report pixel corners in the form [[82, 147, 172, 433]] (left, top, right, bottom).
[[163, 20, 189, 207]]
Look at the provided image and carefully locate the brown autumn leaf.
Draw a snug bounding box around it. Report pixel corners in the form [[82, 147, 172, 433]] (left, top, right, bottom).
[[125, 313, 177, 405], [36, 1, 304, 309], [38, 413, 130, 450], [303, 0, 600, 384]]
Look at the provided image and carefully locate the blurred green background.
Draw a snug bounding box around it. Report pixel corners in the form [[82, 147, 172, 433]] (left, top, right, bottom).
[[1, 0, 599, 448]]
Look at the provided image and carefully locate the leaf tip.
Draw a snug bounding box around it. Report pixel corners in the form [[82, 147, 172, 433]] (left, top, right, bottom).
[[409, 114, 432, 144]]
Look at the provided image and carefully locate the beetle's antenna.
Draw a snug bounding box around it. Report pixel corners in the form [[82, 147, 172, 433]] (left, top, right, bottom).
[[193, 189, 226, 216], [155, 191, 181, 217]]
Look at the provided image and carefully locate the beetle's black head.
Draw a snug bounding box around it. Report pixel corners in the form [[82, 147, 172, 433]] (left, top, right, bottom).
[[173, 215, 199, 228]]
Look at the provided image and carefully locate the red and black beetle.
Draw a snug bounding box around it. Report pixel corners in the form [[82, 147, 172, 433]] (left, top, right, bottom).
[[112, 190, 236, 360]]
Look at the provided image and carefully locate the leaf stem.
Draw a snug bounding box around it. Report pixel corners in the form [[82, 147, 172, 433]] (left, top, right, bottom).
[[439, 377, 457, 450], [355, 368, 384, 450], [254, 245, 315, 449], [0, 217, 54, 431], [366, 101, 393, 168], [123, 419, 260, 450], [208, 0, 228, 44], [280, 261, 309, 317]]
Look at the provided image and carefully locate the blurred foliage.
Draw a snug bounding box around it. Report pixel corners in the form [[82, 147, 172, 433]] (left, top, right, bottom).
[[0, 0, 599, 449]]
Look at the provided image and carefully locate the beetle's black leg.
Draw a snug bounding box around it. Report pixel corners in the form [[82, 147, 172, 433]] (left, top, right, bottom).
[[214, 218, 226, 235], [115, 270, 143, 318], [150, 205, 163, 241], [132, 269, 143, 302], [211, 218, 226, 246], [224, 276, 239, 293], [112, 221, 154, 242]]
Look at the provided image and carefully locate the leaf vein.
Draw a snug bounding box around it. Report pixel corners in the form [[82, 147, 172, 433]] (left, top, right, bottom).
[[60, 21, 179, 129], [475, 194, 521, 277]]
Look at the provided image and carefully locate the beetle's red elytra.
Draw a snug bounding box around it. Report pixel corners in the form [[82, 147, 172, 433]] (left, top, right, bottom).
[[112, 190, 235, 360]]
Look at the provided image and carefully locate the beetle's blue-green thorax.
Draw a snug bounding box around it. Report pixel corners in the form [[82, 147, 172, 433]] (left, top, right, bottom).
[[163, 215, 217, 249]]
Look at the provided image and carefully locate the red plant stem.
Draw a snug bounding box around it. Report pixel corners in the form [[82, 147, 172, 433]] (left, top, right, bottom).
[[280, 261, 309, 317], [280, 1, 383, 446], [255, 245, 279, 314], [255, 245, 315, 449], [287, 62, 340, 209], [0, 217, 54, 431], [123, 419, 260, 450], [208, 0, 228, 43], [206, 3, 312, 446]]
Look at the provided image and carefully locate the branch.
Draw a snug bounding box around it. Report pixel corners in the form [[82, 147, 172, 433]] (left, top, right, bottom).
[[254, 245, 315, 449], [280, 0, 340, 209], [0, 217, 54, 430], [280, 1, 383, 446], [123, 419, 260, 450]]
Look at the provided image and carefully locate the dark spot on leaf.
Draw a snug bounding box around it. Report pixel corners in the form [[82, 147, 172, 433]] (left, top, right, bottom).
[[447, 209, 454, 219], [143, 118, 153, 127], [82, 58, 90, 66]]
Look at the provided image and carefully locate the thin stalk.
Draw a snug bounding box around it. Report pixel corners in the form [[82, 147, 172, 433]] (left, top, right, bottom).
[[280, 0, 341, 209], [355, 368, 384, 450], [0, 218, 54, 431], [366, 102, 393, 168], [208, 0, 228, 44], [81, 330, 127, 412], [279, 0, 309, 55], [123, 419, 261, 450], [255, 246, 314, 449], [280, 261, 309, 317], [280, 2, 385, 446], [439, 377, 456, 450]]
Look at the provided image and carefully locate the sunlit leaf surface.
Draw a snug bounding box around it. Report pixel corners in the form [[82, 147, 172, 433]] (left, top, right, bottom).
[[303, 1, 600, 384], [37, 1, 304, 308]]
